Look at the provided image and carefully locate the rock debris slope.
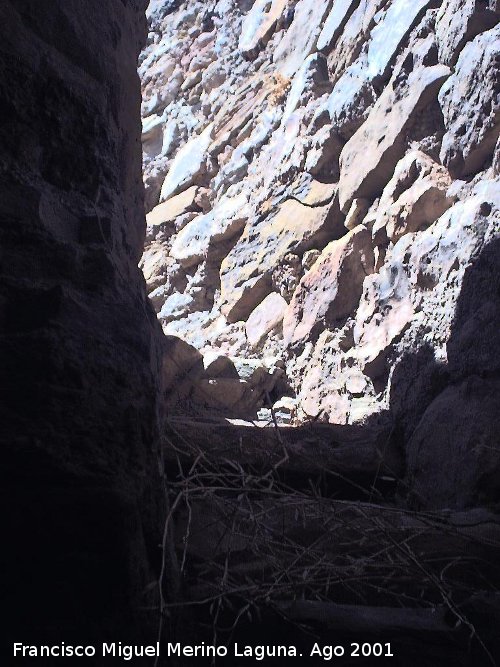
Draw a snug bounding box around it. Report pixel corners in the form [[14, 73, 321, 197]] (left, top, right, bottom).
[[141, 0, 500, 505]]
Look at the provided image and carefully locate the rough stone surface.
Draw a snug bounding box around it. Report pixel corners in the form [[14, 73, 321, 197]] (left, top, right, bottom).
[[171, 190, 249, 267], [372, 150, 454, 242], [8, 0, 500, 657], [160, 122, 214, 200], [283, 226, 374, 346], [317, 0, 358, 53], [146, 185, 200, 227], [439, 26, 500, 178], [273, 0, 333, 77], [406, 377, 500, 509], [1, 0, 166, 650], [239, 0, 288, 58], [140, 0, 500, 508], [338, 41, 451, 211], [220, 197, 342, 322], [435, 0, 500, 65], [246, 292, 288, 347]]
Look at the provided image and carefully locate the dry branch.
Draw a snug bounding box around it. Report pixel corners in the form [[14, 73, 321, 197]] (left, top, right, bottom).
[[165, 417, 401, 478], [158, 418, 500, 663]]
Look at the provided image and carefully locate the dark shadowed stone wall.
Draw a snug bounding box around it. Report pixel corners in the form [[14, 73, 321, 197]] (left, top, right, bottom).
[[0, 0, 166, 653]]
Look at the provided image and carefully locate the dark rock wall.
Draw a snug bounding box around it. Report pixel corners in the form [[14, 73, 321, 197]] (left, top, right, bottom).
[[0, 0, 164, 650]]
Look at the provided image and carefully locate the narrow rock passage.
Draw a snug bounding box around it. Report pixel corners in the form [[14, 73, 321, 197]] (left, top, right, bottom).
[[5, 0, 499, 662], [141, 1, 500, 663]]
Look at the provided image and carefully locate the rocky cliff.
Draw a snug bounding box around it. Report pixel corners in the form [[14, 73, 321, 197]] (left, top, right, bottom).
[[0, 0, 167, 650], [141, 0, 500, 509]]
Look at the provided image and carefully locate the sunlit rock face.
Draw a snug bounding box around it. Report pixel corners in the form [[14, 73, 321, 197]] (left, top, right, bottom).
[[1, 0, 167, 649], [141, 0, 500, 506]]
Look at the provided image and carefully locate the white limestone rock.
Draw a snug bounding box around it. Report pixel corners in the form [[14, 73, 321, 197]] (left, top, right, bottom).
[[274, 0, 333, 78], [439, 26, 500, 178], [160, 123, 214, 201], [171, 190, 249, 267], [338, 36, 450, 211], [246, 292, 288, 347]]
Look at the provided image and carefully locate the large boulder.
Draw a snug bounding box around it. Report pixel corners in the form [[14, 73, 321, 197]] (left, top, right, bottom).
[[220, 197, 344, 322], [435, 0, 500, 66], [338, 35, 450, 211], [171, 191, 249, 267], [146, 185, 201, 228], [274, 0, 333, 77], [371, 150, 453, 243], [283, 226, 374, 346], [406, 377, 500, 509]]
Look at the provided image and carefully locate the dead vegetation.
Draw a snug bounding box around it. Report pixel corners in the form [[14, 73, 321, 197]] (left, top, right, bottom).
[[267, 72, 291, 106], [154, 419, 500, 664]]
